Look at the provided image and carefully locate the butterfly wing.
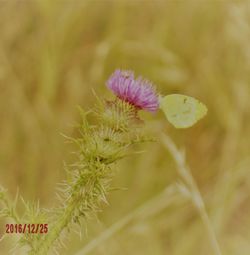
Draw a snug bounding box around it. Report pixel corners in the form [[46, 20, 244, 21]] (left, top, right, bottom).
[[159, 94, 207, 128]]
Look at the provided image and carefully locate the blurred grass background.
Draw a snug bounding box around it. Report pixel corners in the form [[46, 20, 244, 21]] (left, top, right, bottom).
[[0, 0, 250, 254]]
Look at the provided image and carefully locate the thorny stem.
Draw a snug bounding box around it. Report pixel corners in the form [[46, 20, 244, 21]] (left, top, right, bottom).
[[162, 134, 222, 255], [29, 199, 78, 255], [0, 96, 154, 254], [26, 99, 147, 254], [28, 164, 107, 255]]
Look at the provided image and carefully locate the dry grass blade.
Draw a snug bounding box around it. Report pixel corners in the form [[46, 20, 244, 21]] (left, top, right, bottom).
[[74, 185, 180, 255], [161, 134, 222, 255]]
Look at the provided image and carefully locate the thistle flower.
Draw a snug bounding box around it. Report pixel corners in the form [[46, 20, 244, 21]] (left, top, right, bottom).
[[106, 69, 159, 112], [1, 71, 154, 255]]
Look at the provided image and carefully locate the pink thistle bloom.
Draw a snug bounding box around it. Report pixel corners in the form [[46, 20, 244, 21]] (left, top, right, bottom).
[[106, 70, 159, 112]]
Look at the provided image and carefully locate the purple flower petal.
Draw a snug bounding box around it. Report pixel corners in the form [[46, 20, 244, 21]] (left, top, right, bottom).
[[106, 70, 159, 112]]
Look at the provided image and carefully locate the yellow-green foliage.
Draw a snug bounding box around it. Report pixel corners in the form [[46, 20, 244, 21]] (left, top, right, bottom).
[[1, 1, 250, 255]]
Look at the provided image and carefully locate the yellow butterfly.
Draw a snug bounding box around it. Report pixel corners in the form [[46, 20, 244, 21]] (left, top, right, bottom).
[[159, 94, 207, 129]]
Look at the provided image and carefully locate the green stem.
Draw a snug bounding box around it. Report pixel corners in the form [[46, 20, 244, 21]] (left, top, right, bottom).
[[29, 198, 79, 255]]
